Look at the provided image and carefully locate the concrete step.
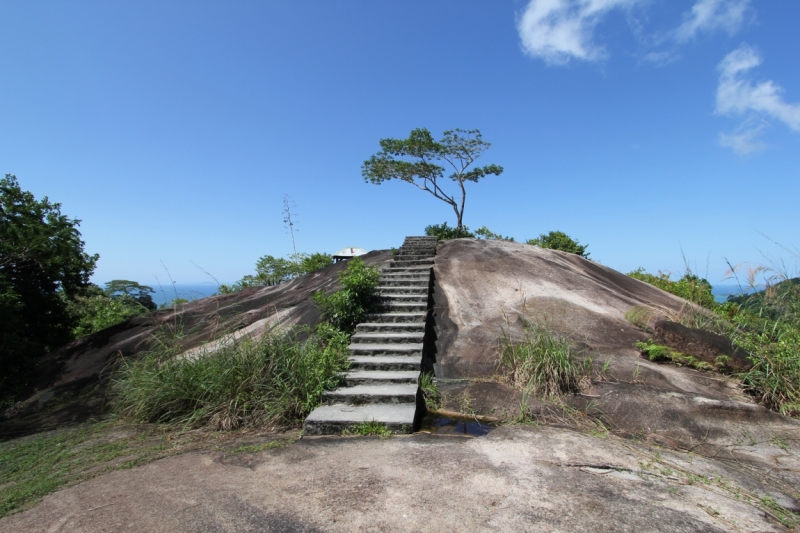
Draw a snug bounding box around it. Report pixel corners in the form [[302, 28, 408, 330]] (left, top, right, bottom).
[[380, 273, 430, 280], [348, 355, 421, 370], [379, 279, 430, 288], [322, 383, 417, 405], [364, 312, 426, 323], [376, 285, 429, 295], [304, 404, 416, 435], [349, 343, 423, 356], [378, 294, 428, 303], [391, 254, 433, 261], [356, 322, 425, 333], [382, 265, 432, 273], [343, 370, 419, 386], [389, 259, 435, 267], [351, 332, 424, 344], [379, 292, 428, 300], [376, 302, 427, 313]]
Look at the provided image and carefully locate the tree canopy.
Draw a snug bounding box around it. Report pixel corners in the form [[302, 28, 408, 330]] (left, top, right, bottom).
[[527, 231, 590, 258], [219, 252, 334, 294], [363, 128, 503, 237], [1, 174, 98, 401], [104, 279, 156, 310]]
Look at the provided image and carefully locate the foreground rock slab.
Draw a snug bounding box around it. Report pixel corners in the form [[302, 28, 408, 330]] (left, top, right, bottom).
[[2, 426, 794, 533]]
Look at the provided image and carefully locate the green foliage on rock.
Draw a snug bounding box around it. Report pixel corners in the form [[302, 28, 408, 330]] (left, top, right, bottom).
[[498, 322, 588, 397], [723, 302, 800, 416], [219, 252, 334, 294], [627, 265, 799, 417], [424, 221, 474, 240], [112, 324, 350, 430], [475, 226, 515, 241], [363, 128, 503, 237], [628, 268, 715, 309], [1, 174, 98, 403], [526, 230, 590, 258], [635, 340, 715, 371], [313, 257, 380, 333]]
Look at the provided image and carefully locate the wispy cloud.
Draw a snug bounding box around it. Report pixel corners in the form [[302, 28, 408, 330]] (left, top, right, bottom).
[[675, 0, 751, 43], [516, 0, 642, 65], [718, 119, 767, 155], [716, 44, 800, 153], [642, 50, 679, 66]]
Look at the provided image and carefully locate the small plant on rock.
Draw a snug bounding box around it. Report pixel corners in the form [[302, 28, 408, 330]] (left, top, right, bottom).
[[313, 257, 380, 333], [342, 421, 392, 437], [498, 322, 589, 397]]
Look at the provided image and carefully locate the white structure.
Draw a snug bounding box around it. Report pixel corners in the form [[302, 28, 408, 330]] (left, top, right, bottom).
[[332, 246, 367, 262]]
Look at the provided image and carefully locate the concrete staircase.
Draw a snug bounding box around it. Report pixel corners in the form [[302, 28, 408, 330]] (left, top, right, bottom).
[[304, 236, 437, 435]]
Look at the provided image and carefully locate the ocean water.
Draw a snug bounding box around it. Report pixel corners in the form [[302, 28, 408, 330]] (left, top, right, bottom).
[[151, 283, 223, 307], [712, 284, 757, 303]]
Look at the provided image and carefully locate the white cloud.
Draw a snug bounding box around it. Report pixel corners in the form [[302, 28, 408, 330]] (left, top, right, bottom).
[[516, 0, 642, 65], [718, 120, 767, 155], [716, 45, 800, 133], [642, 50, 679, 66], [675, 0, 750, 43]]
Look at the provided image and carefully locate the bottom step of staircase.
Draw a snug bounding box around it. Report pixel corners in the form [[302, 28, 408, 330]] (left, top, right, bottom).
[[303, 404, 416, 435]]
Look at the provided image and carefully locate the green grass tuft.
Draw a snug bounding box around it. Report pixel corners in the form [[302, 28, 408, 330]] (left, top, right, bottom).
[[498, 323, 588, 397], [112, 324, 350, 430]]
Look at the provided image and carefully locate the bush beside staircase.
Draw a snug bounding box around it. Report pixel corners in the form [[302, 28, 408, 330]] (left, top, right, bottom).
[[303, 236, 437, 435]]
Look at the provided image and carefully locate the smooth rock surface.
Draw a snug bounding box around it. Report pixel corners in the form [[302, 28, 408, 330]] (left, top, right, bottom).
[[431, 239, 800, 481], [1, 426, 792, 533]]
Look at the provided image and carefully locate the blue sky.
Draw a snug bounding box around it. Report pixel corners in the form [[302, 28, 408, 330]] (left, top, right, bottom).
[[2, 0, 798, 287]]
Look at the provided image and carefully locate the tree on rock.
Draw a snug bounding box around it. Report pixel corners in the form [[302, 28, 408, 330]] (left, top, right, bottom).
[[362, 128, 503, 238], [527, 231, 590, 259]]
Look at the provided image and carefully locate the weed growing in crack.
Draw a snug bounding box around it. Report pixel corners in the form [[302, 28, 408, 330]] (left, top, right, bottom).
[[419, 372, 441, 411], [342, 421, 392, 437]]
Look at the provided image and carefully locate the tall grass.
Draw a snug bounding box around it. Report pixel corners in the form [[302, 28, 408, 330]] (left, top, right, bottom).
[[628, 257, 800, 417], [112, 324, 349, 430], [498, 323, 588, 397]]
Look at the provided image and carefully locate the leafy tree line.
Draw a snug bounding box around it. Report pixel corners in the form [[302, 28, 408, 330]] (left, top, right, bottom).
[[0, 175, 341, 405], [627, 264, 799, 417], [424, 222, 590, 258], [1, 175, 100, 402], [218, 252, 334, 294]]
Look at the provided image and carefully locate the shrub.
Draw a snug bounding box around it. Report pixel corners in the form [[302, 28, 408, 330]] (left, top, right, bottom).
[[313, 257, 380, 333], [68, 293, 150, 338], [219, 252, 334, 294], [628, 268, 715, 309], [635, 340, 715, 371], [526, 230, 589, 258], [498, 323, 588, 397], [474, 226, 514, 241], [727, 308, 800, 416], [424, 221, 474, 240], [112, 325, 349, 430]]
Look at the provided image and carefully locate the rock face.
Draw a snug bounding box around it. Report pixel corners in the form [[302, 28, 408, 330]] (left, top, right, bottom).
[[2, 250, 392, 430], [653, 320, 752, 371], [431, 239, 799, 482]]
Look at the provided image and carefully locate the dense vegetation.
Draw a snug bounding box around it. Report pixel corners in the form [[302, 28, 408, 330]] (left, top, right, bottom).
[[1, 175, 99, 404], [628, 267, 800, 416], [112, 257, 380, 429], [526, 230, 589, 259], [425, 223, 588, 257], [218, 252, 333, 293]]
